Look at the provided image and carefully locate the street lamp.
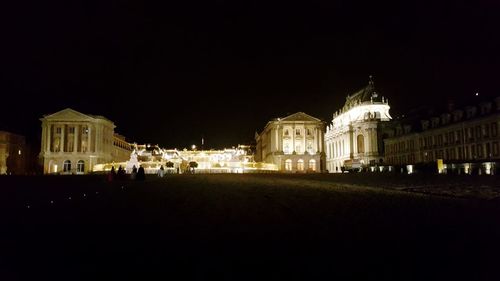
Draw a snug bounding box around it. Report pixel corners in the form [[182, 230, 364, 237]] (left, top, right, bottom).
[[192, 145, 196, 151]]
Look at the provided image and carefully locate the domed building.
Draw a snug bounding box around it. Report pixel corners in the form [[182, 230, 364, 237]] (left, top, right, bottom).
[[325, 77, 392, 172]]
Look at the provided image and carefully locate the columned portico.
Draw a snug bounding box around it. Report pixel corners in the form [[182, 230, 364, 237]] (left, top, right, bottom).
[[40, 108, 129, 174]]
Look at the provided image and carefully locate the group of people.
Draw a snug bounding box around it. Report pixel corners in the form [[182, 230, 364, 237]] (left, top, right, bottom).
[[108, 165, 146, 181], [108, 165, 170, 182]]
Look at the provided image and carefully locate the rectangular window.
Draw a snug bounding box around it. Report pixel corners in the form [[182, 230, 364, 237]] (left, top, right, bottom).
[[492, 123, 498, 137], [476, 126, 481, 139], [69, 127, 75, 134], [296, 129, 301, 136], [484, 124, 490, 138], [471, 145, 476, 158], [56, 127, 62, 134], [493, 142, 499, 156], [486, 143, 491, 157], [477, 144, 483, 158]]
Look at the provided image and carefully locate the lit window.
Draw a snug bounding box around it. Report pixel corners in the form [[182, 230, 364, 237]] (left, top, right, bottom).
[[77, 160, 85, 173], [63, 160, 72, 172], [309, 159, 316, 171], [297, 159, 304, 171], [285, 159, 292, 171]]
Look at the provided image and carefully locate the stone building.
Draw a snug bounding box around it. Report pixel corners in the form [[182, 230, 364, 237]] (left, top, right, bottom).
[[325, 77, 392, 172], [384, 97, 500, 174], [255, 112, 325, 172], [0, 131, 27, 175], [39, 108, 132, 174]]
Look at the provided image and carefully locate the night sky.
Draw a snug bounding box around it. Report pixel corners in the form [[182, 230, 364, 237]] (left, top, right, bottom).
[[2, 0, 499, 149]]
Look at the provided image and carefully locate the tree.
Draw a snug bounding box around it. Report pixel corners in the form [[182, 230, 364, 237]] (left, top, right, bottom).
[[189, 161, 198, 174]]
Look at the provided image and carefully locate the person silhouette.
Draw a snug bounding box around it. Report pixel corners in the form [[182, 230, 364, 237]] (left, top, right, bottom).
[[131, 165, 138, 180], [137, 165, 146, 181]]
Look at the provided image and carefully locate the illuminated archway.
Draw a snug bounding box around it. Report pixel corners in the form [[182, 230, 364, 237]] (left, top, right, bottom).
[[297, 159, 304, 171], [309, 159, 316, 171], [285, 159, 292, 171]]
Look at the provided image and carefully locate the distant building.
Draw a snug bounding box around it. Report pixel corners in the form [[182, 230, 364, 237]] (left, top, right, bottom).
[[325, 77, 392, 172], [0, 131, 27, 175], [384, 97, 500, 175], [39, 108, 133, 174], [255, 112, 325, 172]]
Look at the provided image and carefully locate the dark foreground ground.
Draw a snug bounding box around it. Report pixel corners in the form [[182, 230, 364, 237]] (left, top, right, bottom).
[[1, 174, 499, 280]]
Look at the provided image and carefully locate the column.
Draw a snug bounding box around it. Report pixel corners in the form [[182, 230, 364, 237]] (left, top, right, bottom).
[[270, 127, 275, 153], [73, 125, 79, 154], [275, 126, 279, 151], [60, 124, 65, 153], [47, 124, 52, 152], [314, 127, 319, 153], [292, 125, 295, 153], [303, 126, 306, 155], [41, 124, 46, 153], [278, 126, 283, 152], [319, 128, 324, 153], [88, 125, 92, 153]]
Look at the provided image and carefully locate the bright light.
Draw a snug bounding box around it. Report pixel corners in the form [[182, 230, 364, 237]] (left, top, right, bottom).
[[191, 145, 196, 150], [53, 164, 58, 173], [18, 150, 21, 155], [475, 92, 479, 96]]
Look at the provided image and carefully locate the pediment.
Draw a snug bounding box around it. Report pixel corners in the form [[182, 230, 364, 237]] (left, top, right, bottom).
[[281, 112, 321, 122], [42, 108, 94, 121]]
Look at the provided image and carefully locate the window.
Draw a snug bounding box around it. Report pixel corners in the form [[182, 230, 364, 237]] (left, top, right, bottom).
[[357, 135, 365, 153], [297, 159, 304, 171], [69, 127, 75, 134], [492, 123, 498, 137], [307, 141, 313, 154], [63, 160, 71, 172], [477, 144, 483, 158], [56, 127, 62, 134], [296, 129, 301, 136], [307, 129, 312, 136], [77, 160, 85, 173], [284, 142, 291, 154], [493, 142, 499, 156], [309, 159, 316, 171], [285, 159, 292, 171], [476, 126, 481, 139], [486, 143, 491, 158], [295, 144, 302, 154], [284, 130, 289, 136]]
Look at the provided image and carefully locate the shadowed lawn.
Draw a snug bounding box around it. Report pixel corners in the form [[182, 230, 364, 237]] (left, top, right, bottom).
[[1, 174, 499, 280]]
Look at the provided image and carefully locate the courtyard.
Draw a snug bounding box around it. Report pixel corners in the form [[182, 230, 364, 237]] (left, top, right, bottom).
[[1, 174, 499, 280]]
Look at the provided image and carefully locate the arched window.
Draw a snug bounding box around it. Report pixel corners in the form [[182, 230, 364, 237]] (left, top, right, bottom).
[[285, 159, 292, 171], [77, 160, 85, 173], [309, 159, 316, 171], [357, 135, 365, 154], [297, 159, 304, 171], [63, 160, 72, 173]]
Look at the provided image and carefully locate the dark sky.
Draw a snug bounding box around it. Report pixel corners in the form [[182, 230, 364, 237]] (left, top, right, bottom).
[[2, 0, 499, 149]]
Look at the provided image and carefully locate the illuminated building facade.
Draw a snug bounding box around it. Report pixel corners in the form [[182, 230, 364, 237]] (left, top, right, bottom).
[[0, 131, 27, 175], [325, 77, 392, 172], [384, 97, 500, 174], [40, 108, 133, 174], [255, 112, 325, 172], [93, 144, 277, 174]]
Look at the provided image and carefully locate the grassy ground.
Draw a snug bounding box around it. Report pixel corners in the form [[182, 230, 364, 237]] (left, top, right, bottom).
[[1, 174, 499, 280]]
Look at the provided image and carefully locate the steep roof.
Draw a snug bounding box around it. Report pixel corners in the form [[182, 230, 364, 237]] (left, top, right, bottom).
[[343, 76, 382, 109]]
